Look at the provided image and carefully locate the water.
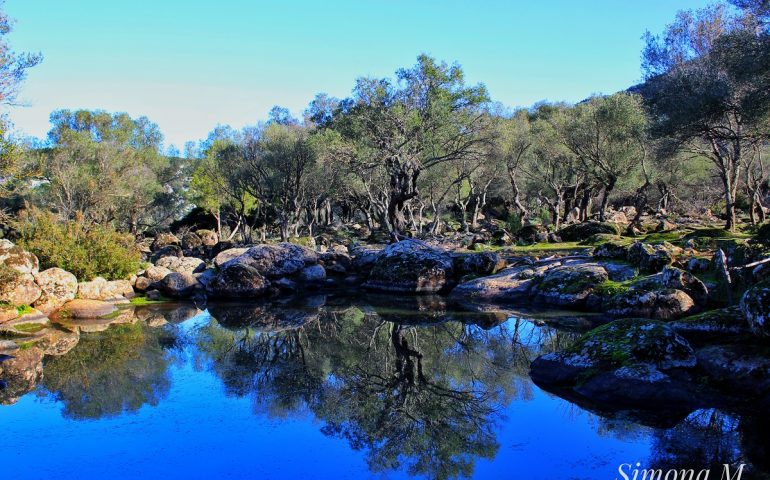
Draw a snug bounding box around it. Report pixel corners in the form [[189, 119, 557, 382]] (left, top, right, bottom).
[[0, 294, 764, 479]]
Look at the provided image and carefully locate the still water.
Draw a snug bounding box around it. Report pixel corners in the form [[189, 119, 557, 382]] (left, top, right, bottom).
[[0, 294, 762, 479]]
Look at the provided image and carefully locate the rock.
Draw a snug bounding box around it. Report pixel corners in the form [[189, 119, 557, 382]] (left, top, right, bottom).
[[517, 224, 548, 244], [363, 239, 454, 293], [0, 347, 43, 405], [206, 263, 271, 298], [449, 265, 536, 303], [37, 327, 80, 356], [593, 240, 630, 260], [57, 299, 117, 319], [350, 246, 383, 272], [196, 229, 218, 247], [492, 229, 513, 246], [740, 281, 770, 337], [0, 273, 42, 307], [606, 211, 629, 225], [452, 251, 506, 277], [530, 319, 697, 407], [155, 256, 205, 275], [669, 306, 751, 341], [0, 240, 39, 275], [273, 277, 298, 292], [32, 268, 78, 314], [151, 233, 180, 251], [159, 272, 199, 298], [226, 243, 318, 278], [76, 277, 132, 302], [685, 257, 711, 273], [533, 263, 608, 308], [145, 289, 163, 301], [557, 222, 620, 242], [151, 244, 183, 262], [696, 345, 770, 393], [143, 265, 173, 282], [627, 242, 681, 273], [181, 232, 203, 250], [661, 266, 708, 305], [134, 276, 154, 292], [297, 265, 326, 284], [655, 219, 676, 232], [213, 247, 249, 268], [597, 260, 638, 282], [605, 288, 696, 320]]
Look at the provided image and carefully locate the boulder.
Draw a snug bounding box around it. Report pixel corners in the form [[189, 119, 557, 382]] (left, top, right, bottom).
[[297, 265, 326, 284], [530, 319, 697, 407], [32, 268, 78, 314], [206, 263, 270, 299], [0, 272, 42, 307], [226, 243, 318, 278], [150, 245, 183, 262], [151, 233, 180, 251], [363, 239, 454, 293], [77, 277, 131, 302], [660, 266, 708, 305], [533, 263, 608, 308], [669, 306, 751, 341], [557, 222, 620, 242], [133, 276, 154, 292], [57, 299, 117, 319], [449, 265, 537, 303], [181, 232, 203, 250], [604, 287, 696, 320], [740, 281, 770, 337], [214, 247, 249, 268], [597, 260, 638, 282], [627, 242, 681, 273], [0, 239, 39, 275], [155, 256, 206, 275], [0, 347, 43, 405], [143, 265, 173, 282], [159, 272, 199, 298], [696, 345, 770, 393], [452, 251, 506, 277], [517, 224, 548, 244], [196, 229, 219, 247], [350, 246, 383, 272], [593, 240, 630, 260]]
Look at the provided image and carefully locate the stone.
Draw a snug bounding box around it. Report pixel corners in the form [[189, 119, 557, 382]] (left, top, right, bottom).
[[517, 224, 548, 244], [593, 240, 630, 260], [557, 222, 620, 242], [196, 229, 219, 247], [213, 247, 249, 268], [145, 289, 163, 301], [159, 272, 199, 298], [655, 219, 676, 232], [740, 281, 770, 337], [0, 273, 42, 307], [604, 288, 696, 320], [77, 277, 132, 302], [627, 242, 681, 273], [449, 265, 537, 303], [0, 239, 39, 275], [156, 256, 206, 275], [669, 306, 751, 341], [297, 265, 326, 284], [0, 347, 43, 405], [181, 231, 203, 250], [32, 268, 78, 314], [143, 265, 173, 282], [225, 243, 318, 278], [696, 345, 770, 393], [350, 246, 383, 272], [57, 299, 117, 319], [533, 263, 608, 308], [206, 263, 271, 298], [660, 266, 709, 305], [363, 239, 454, 293], [151, 233, 180, 251], [151, 244, 183, 262], [452, 252, 506, 277], [597, 260, 638, 282], [134, 276, 154, 292]]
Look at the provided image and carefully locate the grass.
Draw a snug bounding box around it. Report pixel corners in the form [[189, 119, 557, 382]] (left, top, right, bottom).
[[502, 241, 590, 254], [594, 279, 632, 297], [130, 295, 171, 306], [16, 305, 35, 316], [12, 322, 46, 333]]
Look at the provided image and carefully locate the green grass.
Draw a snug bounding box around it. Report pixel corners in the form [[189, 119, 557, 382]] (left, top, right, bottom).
[[594, 279, 632, 297], [12, 322, 46, 333], [130, 295, 171, 306], [503, 241, 590, 254], [15, 305, 35, 316]]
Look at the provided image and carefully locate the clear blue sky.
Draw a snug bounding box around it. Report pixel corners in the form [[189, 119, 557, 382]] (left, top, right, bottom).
[[5, 0, 712, 150]]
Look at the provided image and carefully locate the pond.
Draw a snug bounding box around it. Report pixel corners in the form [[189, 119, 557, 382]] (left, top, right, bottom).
[[0, 294, 766, 479]]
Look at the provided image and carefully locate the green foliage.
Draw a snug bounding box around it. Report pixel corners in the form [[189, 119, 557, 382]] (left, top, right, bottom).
[[14, 209, 141, 281], [594, 280, 631, 297], [506, 212, 523, 234], [0, 261, 19, 286]]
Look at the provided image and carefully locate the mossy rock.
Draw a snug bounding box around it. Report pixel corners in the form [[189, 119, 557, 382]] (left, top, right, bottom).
[[669, 306, 751, 342], [557, 222, 621, 242]]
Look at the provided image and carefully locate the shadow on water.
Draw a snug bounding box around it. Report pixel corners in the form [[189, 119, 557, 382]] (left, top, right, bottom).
[[1, 293, 769, 478]]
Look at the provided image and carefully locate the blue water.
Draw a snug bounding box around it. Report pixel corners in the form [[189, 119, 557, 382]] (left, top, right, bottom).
[[0, 297, 754, 479]]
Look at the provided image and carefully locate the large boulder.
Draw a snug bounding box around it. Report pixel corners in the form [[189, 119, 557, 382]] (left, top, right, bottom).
[[449, 265, 538, 303], [740, 281, 770, 337], [196, 229, 219, 247], [181, 232, 203, 250], [451, 251, 506, 278], [533, 263, 608, 308], [0, 240, 39, 275], [350, 246, 383, 272], [150, 245, 183, 262], [670, 306, 751, 341], [0, 271, 42, 307], [77, 277, 133, 302], [32, 268, 78, 314], [214, 247, 249, 268], [57, 299, 117, 319], [159, 272, 199, 298], [604, 287, 696, 320], [142, 265, 173, 282], [530, 319, 697, 407], [226, 243, 318, 279], [660, 266, 709, 305], [206, 263, 270, 299], [155, 256, 206, 275], [363, 239, 454, 293], [557, 222, 620, 242], [151, 233, 180, 251], [627, 242, 681, 273], [297, 265, 326, 284]]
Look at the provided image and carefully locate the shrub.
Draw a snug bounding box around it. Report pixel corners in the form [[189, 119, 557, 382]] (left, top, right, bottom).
[[14, 209, 141, 281]]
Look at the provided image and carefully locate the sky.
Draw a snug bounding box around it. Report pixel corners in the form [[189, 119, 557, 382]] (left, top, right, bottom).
[[4, 0, 713, 150]]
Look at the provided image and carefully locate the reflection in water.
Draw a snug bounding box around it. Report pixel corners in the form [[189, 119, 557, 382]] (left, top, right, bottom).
[[1, 295, 768, 479]]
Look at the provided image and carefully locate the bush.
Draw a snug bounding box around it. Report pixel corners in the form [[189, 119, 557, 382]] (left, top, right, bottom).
[[14, 209, 141, 281]]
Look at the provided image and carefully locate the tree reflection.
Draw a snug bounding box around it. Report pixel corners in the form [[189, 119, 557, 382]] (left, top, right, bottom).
[[194, 298, 574, 479], [40, 322, 178, 419]]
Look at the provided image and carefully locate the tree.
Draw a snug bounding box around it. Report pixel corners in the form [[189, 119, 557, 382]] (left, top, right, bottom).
[[641, 11, 770, 230], [331, 54, 491, 236], [555, 93, 648, 222], [0, 2, 41, 106]]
